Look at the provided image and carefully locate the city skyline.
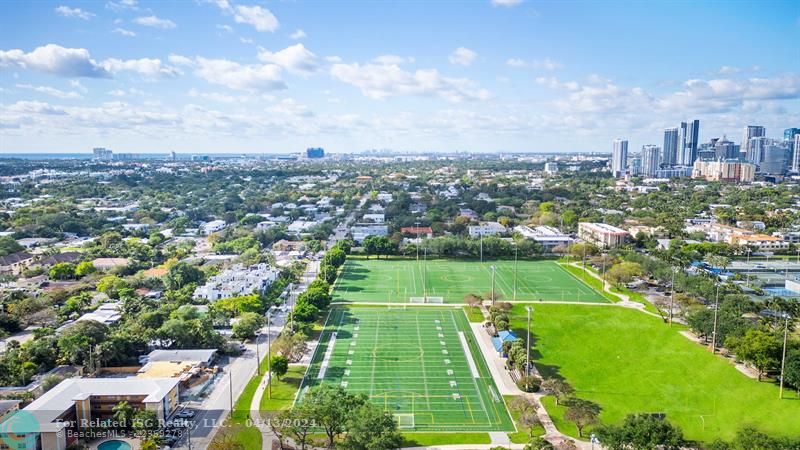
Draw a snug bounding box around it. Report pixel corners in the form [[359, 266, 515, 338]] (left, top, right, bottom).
[[1, 0, 799, 154]]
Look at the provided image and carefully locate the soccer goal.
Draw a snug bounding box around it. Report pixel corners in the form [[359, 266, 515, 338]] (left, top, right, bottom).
[[409, 296, 444, 304], [395, 413, 415, 430]]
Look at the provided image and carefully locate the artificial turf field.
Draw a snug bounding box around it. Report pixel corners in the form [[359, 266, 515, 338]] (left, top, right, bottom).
[[296, 307, 515, 432], [332, 258, 607, 304], [508, 303, 800, 442]]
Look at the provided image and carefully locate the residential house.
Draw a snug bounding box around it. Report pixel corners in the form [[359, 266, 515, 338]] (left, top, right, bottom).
[[468, 222, 507, 238], [0, 252, 34, 275]]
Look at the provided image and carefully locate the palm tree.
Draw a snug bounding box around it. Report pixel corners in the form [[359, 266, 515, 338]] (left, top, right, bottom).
[[112, 401, 135, 430]]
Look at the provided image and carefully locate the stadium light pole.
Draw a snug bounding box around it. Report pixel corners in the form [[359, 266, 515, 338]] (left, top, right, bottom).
[[513, 245, 518, 302], [415, 221, 420, 261], [780, 312, 790, 399], [491, 265, 497, 306], [710, 281, 720, 353], [480, 233, 484, 262], [669, 265, 676, 326], [525, 306, 532, 379], [423, 246, 428, 301], [582, 243, 587, 276], [746, 247, 752, 286]]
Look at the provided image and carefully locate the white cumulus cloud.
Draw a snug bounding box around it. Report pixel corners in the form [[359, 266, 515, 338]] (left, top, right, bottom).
[[449, 47, 477, 66], [133, 15, 176, 29], [16, 83, 83, 99], [491, 0, 523, 6], [55, 6, 95, 20], [330, 61, 490, 102], [100, 58, 181, 78], [234, 5, 278, 32], [194, 57, 286, 91], [113, 28, 136, 37], [257, 44, 317, 75], [290, 29, 307, 40], [0, 44, 110, 78]]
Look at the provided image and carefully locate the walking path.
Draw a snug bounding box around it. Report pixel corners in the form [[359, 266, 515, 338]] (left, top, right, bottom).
[[565, 262, 662, 319], [470, 307, 590, 449]]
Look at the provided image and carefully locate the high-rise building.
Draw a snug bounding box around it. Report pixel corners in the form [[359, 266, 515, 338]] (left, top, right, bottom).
[[677, 122, 688, 165], [611, 139, 628, 177], [692, 160, 755, 183], [714, 135, 738, 160], [747, 136, 769, 165], [306, 147, 325, 158], [92, 147, 113, 160], [784, 128, 800, 141], [686, 119, 700, 164], [641, 145, 661, 177], [742, 125, 766, 161], [760, 143, 790, 175], [662, 127, 678, 166], [794, 134, 800, 172]]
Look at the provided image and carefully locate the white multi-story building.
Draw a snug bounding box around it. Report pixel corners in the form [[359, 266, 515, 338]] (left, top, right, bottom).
[[577, 222, 629, 248], [514, 225, 573, 252], [641, 145, 661, 177], [611, 139, 628, 177], [544, 162, 558, 175], [194, 263, 279, 300], [201, 220, 226, 235], [351, 223, 389, 243], [362, 213, 385, 223], [468, 222, 507, 238]]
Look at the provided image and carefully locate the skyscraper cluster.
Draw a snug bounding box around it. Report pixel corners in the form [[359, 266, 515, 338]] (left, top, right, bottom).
[[611, 122, 800, 181]]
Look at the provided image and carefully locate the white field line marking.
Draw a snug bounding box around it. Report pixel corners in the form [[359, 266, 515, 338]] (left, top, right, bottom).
[[317, 331, 338, 379], [457, 331, 480, 378]]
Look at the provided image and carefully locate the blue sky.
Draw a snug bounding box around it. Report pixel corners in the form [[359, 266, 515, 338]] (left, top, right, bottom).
[[1, 0, 799, 154]]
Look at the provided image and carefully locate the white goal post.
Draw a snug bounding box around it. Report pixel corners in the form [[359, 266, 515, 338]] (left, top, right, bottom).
[[395, 413, 415, 430], [409, 296, 444, 304]]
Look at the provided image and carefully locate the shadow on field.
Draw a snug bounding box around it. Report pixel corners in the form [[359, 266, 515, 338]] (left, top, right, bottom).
[[508, 323, 566, 382]]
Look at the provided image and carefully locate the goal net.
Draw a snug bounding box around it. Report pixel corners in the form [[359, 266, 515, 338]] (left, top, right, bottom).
[[395, 413, 415, 430], [409, 296, 444, 304]]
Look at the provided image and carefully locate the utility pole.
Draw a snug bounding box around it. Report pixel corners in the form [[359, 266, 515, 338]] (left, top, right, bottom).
[[711, 282, 720, 353], [267, 312, 272, 399], [229, 370, 233, 411], [780, 313, 790, 399], [255, 331, 261, 375]]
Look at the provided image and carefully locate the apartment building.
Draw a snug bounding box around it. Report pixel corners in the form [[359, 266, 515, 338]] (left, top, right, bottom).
[[577, 222, 630, 248]]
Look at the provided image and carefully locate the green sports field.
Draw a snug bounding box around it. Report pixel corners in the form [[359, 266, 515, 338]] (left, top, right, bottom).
[[509, 304, 800, 442], [332, 258, 607, 304], [296, 307, 515, 432]]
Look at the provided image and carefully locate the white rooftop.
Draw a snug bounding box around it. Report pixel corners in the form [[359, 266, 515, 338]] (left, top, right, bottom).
[[21, 377, 179, 432]]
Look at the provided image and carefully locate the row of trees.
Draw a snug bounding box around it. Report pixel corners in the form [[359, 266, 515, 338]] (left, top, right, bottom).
[[267, 385, 403, 450]]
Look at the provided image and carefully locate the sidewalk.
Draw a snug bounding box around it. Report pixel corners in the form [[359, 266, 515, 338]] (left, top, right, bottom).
[[566, 262, 662, 319], [469, 313, 589, 449]]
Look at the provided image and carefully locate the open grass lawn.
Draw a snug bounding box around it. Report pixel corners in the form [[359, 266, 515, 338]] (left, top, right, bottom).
[[259, 364, 305, 412], [508, 304, 800, 442], [297, 306, 515, 432], [332, 258, 607, 304]]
